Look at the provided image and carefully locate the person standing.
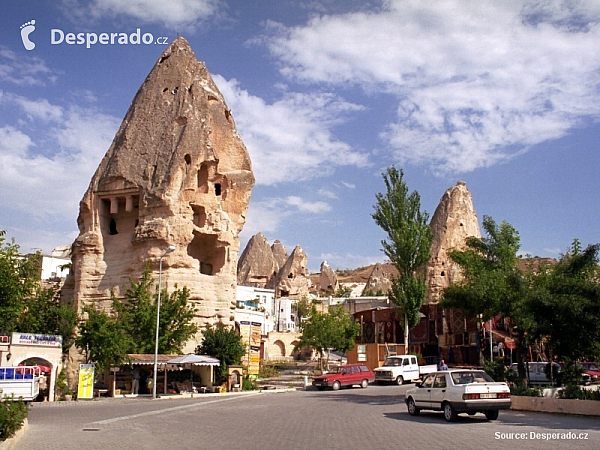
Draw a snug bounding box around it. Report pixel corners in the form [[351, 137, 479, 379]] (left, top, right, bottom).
[[131, 367, 140, 394], [438, 359, 448, 371]]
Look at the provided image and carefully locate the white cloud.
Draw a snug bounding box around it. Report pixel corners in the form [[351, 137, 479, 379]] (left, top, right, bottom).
[[64, 0, 222, 31], [316, 252, 384, 271], [260, 0, 600, 174], [0, 46, 56, 86], [5, 93, 64, 122], [214, 74, 369, 185], [0, 99, 119, 224], [285, 196, 331, 213]]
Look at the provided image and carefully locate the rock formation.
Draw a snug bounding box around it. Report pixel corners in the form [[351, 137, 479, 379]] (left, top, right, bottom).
[[237, 232, 279, 287], [270, 245, 311, 298], [271, 240, 289, 269], [363, 263, 397, 295], [426, 181, 480, 303], [319, 261, 338, 294], [62, 38, 254, 358]]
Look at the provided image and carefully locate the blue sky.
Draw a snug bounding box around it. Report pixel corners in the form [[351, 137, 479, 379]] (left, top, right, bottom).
[[1, 0, 599, 272]]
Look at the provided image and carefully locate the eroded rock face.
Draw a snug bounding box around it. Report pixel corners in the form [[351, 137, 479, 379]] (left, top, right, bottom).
[[62, 38, 254, 358], [271, 240, 289, 269], [426, 181, 480, 303], [270, 245, 311, 299], [237, 232, 279, 287], [364, 263, 397, 295], [319, 261, 338, 294]]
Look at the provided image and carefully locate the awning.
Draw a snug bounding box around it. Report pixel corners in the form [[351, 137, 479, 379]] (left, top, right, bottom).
[[167, 354, 220, 366]]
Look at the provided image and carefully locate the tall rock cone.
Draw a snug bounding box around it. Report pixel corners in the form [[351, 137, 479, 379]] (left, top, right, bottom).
[[62, 38, 255, 360], [426, 181, 480, 303], [237, 232, 279, 287], [270, 245, 310, 298]]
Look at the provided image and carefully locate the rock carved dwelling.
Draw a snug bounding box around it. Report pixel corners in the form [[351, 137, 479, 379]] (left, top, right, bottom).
[[61, 38, 254, 371]]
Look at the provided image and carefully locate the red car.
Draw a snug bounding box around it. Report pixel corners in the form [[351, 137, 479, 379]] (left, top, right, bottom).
[[312, 363, 375, 391], [581, 362, 600, 383]]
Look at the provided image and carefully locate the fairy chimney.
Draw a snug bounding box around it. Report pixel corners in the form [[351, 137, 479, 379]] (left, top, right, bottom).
[[237, 232, 279, 287], [62, 38, 254, 357], [426, 181, 480, 303]]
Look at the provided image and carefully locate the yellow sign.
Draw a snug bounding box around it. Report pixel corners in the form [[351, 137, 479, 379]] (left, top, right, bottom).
[[77, 364, 95, 399]]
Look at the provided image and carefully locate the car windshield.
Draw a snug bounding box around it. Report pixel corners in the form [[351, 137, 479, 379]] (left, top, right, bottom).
[[451, 371, 495, 385], [383, 358, 401, 366]]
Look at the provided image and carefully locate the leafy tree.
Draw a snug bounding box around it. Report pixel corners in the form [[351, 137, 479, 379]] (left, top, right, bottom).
[[527, 241, 600, 365], [18, 288, 78, 353], [295, 305, 360, 370], [196, 322, 245, 383], [442, 216, 528, 366], [75, 306, 131, 373], [0, 230, 77, 352], [372, 166, 432, 351], [113, 264, 198, 354], [0, 231, 42, 332], [292, 297, 311, 326], [334, 285, 353, 298]]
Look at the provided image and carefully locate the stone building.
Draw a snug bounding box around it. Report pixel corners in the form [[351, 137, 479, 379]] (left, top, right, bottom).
[[61, 38, 254, 368]]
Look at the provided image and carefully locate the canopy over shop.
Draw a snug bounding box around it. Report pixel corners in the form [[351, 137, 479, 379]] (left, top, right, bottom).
[[110, 354, 220, 395]]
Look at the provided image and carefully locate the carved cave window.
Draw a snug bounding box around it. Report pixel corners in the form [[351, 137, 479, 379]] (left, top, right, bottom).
[[215, 183, 221, 196], [109, 218, 118, 235], [441, 271, 445, 277], [184, 154, 191, 165]]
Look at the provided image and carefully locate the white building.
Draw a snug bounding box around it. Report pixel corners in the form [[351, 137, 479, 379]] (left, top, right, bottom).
[[236, 286, 276, 334], [275, 298, 296, 332], [39, 246, 71, 280]]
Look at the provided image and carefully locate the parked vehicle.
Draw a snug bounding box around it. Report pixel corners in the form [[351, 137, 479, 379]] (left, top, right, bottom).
[[312, 363, 375, 391], [405, 369, 511, 422], [373, 355, 437, 385], [509, 362, 564, 385], [0, 366, 40, 402], [579, 362, 600, 383]]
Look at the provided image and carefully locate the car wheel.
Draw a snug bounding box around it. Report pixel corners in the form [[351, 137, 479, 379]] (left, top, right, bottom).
[[485, 410, 499, 420], [443, 402, 457, 422], [395, 376, 404, 385], [360, 379, 368, 389], [407, 397, 420, 416], [332, 381, 341, 391], [317, 386, 325, 391]]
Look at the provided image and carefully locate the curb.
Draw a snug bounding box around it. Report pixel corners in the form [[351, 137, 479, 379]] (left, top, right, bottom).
[[511, 396, 600, 416]]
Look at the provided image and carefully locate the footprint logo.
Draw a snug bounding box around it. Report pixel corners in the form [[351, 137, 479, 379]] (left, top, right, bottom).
[[20, 20, 36, 50]]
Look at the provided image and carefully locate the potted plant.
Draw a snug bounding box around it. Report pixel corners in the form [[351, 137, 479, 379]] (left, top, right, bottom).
[[56, 369, 74, 401]]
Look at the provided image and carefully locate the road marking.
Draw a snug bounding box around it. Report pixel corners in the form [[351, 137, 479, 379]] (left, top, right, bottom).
[[94, 393, 262, 425]]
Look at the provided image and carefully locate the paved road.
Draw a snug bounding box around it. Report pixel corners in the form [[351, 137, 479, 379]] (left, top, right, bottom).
[[15, 384, 600, 450]]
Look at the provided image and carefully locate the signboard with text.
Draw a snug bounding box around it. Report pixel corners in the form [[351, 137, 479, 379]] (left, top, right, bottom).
[[77, 364, 95, 399], [10, 333, 62, 348], [240, 321, 261, 376]]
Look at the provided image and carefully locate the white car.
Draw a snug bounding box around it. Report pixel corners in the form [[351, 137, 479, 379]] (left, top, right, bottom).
[[405, 369, 511, 421]]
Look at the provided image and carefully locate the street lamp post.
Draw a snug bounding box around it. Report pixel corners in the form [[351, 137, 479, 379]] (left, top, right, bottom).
[[153, 245, 176, 399]]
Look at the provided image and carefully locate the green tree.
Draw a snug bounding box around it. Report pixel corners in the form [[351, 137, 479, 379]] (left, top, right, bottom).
[[75, 306, 131, 373], [527, 241, 600, 365], [372, 166, 432, 351], [334, 285, 353, 298], [196, 322, 245, 383], [295, 305, 360, 370], [113, 264, 198, 354], [0, 231, 42, 332], [442, 216, 527, 366], [18, 288, 78, 353]]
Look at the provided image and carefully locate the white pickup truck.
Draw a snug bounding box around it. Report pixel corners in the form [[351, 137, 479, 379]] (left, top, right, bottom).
[[0, 366, 40, 402], [374, 355, 438, 385]]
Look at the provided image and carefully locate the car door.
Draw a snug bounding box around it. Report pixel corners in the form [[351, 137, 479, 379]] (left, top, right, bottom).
[[429, 373, 448, 410], [414, 374, 436, 408], [403, 356, 419, 381]]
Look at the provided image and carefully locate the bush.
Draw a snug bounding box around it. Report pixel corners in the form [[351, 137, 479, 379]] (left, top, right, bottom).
[[242, 376, 258, 391], [558, 384, 600, 401], [0, 396, 28, 441], [484, 358, 507, 382], [258, 364, 279, 379], [510, 384, 543, 397]]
